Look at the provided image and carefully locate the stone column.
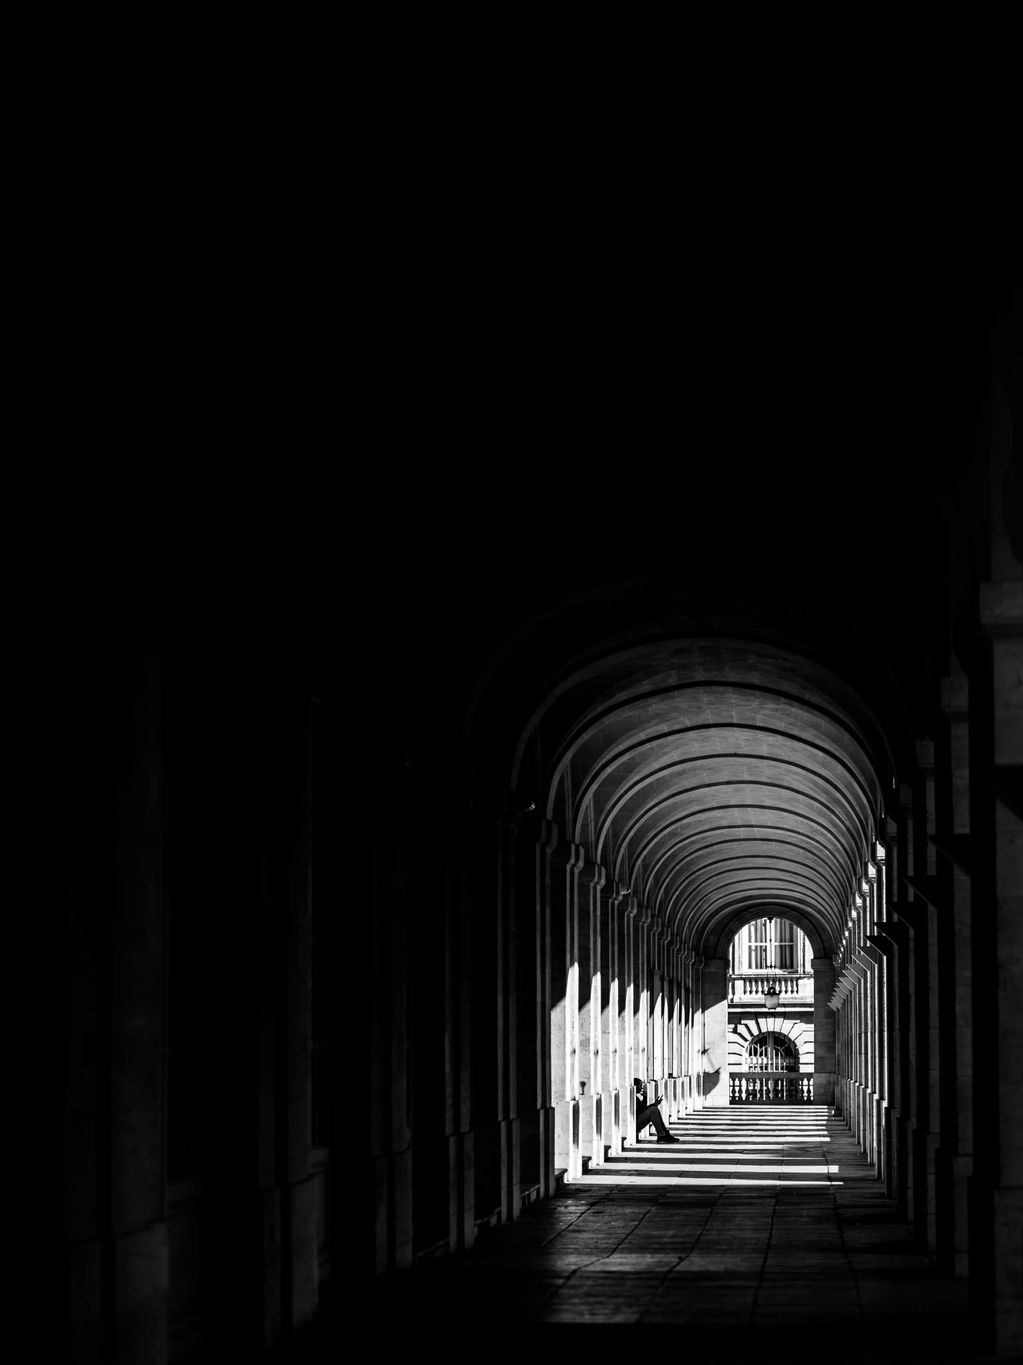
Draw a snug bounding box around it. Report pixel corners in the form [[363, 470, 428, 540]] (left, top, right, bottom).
[[700, 956, 730, 1107], [855, 943, 884, 1170], [866, 930, 895, 1190], [664, 931, 683, 1119], [623, 896, 638, 1138], [599, 878, 624, 1157], [107, 630, 169, 1365], [981, 573, 1023, 1354], [550, 842, 583, 1179], [894, 765, 930, 1243], [535, 818, 559, 1198], [883, 910, 911, 1214], [360, 755, 417, 1271], [847, 944, 869, 1151], [577, 859, 604, 1167], [690, 954, 705, 1110], [649, 914, 665, 1086], [937, 673, 974, 1277], [917, 739, 951, 1263], [829, 967, 854, 1121], [497, 800, 550, 1223], [278, 700, 320, 1328], [812, 956, 836, 1105], [682, 948, 696, 1113], [634, 903, 651, 1091]]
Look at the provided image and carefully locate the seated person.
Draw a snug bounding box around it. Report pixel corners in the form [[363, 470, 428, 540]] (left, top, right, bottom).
[[633, 1078, 679, 1143]]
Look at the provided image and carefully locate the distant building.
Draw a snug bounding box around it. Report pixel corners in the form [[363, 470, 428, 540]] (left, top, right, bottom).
[[728, 914, 814, 1102]]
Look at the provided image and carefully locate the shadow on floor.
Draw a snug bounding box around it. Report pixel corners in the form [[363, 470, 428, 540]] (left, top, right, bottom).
[[266, 1107, 1010, 1362]]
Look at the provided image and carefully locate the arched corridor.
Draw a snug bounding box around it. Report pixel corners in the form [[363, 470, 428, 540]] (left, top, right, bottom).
[[57, 169, 1021, 1363]]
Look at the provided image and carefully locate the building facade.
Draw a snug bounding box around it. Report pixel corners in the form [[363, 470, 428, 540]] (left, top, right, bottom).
[[728, 915, 815, 1102]]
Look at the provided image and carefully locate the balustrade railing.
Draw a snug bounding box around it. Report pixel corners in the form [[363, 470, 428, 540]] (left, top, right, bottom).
[[728, 972, 812, 1001], [729, 1072, 814, 1103]]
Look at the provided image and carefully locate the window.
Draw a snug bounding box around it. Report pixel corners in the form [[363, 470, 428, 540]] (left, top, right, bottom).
[[747, 1033, 797, 1071], [775, 919, 795, 970], [746, 916, 798, 970], [748, 918, 769, 970]]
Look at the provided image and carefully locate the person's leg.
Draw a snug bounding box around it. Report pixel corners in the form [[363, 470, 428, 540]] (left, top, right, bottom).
[[637, 1102, 674, 1139], [637, 1101, 678, 1142]]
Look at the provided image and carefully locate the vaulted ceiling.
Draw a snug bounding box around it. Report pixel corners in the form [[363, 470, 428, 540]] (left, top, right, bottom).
[[536, 636, 886, 959]]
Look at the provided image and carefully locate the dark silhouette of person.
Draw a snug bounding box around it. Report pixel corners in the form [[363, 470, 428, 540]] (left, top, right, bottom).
[[633, 1078, 679, 1143]]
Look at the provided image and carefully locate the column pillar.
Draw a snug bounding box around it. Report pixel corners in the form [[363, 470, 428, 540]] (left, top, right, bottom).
[[700, 956, 729, 1107], [623, 896, 639, 1138], [649, 913, 666, 1086], [664, 929, 683, 1119], [577, 859, 605, 1167], [938, 673, 974, 1277], [599, 878, 625, 1157], [682, 948, 696, 1113], [108, 628, 169, 1365], [273, 696, 318, 1328], [867, 927, 899, 1194], [634, 902, 651, 1092], [855, 942, 884, 1170], [896, 769, 930, 1244], [918, 739, 950, 1263], [550, 842, 584, 1180], [812, 956, 836, 1105], [981, 573, 1023, 1354]]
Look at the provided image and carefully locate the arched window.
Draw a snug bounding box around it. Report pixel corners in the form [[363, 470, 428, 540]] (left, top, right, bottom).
[[746, 1032, 797, 1071]]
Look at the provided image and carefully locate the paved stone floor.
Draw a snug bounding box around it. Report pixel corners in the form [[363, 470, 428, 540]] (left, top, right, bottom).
[[277, 1106, 1012, 1363]]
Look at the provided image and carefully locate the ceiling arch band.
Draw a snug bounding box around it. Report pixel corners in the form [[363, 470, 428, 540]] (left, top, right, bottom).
[[521, 638, 889, 963]]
